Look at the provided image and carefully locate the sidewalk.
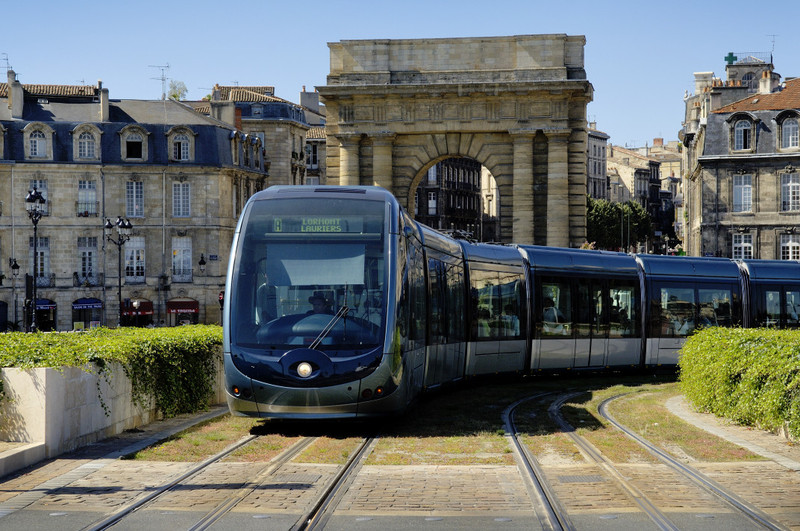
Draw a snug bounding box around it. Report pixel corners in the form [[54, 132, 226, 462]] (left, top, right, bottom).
[[665, 395, 800, 471]]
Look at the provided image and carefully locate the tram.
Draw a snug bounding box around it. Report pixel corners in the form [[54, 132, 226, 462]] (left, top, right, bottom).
[[223, 186, 800, 419]]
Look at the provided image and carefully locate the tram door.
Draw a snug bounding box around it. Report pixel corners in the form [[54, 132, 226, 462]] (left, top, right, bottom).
[[574, 279, 606, 367]]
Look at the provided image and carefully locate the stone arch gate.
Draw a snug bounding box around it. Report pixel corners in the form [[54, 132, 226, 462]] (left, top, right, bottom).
[[318, 34, 593, 246]]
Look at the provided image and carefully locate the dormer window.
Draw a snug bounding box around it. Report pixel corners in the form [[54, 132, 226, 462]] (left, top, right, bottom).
[[30, 130, 46, 157], [78, 131, 96, 159], [120, 125, 149, 161], [167, 126, 195, 162], [782, 118, 799, 149], [734, 120, 751, 150]]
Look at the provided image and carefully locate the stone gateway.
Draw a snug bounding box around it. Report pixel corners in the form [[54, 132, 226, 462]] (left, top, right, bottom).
[[319, 34, 593, 246]]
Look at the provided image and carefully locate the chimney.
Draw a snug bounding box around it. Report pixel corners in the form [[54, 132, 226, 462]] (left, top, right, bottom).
[[589, 121, 597, 130], [300, 89, 320, 113], [99, 81, 109, 122], [759, 70, 772, 94], [211, 83, 221, 101], [653, 138, 663, 147], [7, 69, 24, 119]]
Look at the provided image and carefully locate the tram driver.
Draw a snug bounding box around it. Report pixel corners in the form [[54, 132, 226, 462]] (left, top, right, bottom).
[[307, 292, 333, 315]]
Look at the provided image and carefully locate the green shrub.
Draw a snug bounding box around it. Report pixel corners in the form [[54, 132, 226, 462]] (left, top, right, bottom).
[[0, 325, 223, 417], [679, 328, 800, 438]]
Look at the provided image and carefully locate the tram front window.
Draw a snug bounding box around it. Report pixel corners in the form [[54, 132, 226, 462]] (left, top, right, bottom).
[[232, 198, 387, 352]]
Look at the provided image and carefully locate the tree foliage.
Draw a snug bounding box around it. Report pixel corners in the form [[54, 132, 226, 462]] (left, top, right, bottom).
[[586, 195, 652, 251], [168, 80, 188, 100]]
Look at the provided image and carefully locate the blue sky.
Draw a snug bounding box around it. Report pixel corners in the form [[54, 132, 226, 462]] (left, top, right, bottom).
[[4, 0, 799, 148]]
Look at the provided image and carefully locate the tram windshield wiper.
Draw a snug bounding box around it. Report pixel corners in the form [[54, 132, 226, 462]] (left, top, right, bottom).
[[310, 305, 350, 350]]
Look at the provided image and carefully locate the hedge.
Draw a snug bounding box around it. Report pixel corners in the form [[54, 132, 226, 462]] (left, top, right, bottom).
[[0, 325, 223, 417], [679, 327, 800, 439]]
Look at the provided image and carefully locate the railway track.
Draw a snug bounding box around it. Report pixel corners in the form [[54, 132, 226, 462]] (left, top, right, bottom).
[[598, 393, 785, 531]]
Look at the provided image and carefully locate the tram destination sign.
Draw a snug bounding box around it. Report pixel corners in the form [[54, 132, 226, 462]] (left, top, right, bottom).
[[271, 215, 363, 233]]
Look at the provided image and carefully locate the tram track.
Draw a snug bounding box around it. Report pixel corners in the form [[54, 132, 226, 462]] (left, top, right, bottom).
[[82, 434, 317, 531], [598, 393, 786, 531], [503, 392, 575, 531]]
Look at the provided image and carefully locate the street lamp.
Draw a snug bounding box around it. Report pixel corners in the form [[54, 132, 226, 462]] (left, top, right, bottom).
[[104, 217, 132, 327], [198, 254, 206, 274], [25, 188, 46, 332], [10, 258, 19, 330]]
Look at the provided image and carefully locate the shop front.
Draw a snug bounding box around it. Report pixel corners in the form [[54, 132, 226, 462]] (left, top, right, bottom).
[[72, 297, 103, 330], [166, 297, 199, 326], [122, 298, 154, 327]]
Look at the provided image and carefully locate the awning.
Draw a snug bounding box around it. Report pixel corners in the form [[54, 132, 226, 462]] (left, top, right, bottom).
[[73, 297, 103, 310], [35, 298, 56, 310], [121, 299, 154, 316], [167, 298, 199, 314]]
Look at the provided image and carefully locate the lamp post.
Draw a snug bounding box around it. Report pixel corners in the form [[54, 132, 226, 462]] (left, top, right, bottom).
[[10, 258, 19, 330], [198, 254, 206, 274], [25, 188, 46, 332], [104, 217, 132, 327]]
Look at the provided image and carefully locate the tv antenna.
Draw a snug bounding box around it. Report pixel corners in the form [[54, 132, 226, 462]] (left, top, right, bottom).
[[148, 63, 170, 100], [1, 53, 11, 72]]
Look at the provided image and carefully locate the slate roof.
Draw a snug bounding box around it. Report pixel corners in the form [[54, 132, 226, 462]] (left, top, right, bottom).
[[713, 78, 800, 113]]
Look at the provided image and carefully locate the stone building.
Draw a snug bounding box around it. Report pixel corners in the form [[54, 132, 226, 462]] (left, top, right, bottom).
[[587, 123, 609, 199], [318, 34, 593, 246], [0, 71, 266, 331], [681, 56, 800, 259]]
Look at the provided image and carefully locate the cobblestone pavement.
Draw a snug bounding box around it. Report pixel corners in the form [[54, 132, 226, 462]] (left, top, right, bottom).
[[0, 399, 799, 529]]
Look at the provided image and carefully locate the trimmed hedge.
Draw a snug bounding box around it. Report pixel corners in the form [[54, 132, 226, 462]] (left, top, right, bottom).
[[679, 327, 800, 439], [0, 325, 223, 417]]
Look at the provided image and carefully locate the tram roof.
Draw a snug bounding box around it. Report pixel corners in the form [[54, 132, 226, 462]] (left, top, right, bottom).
[[256, 185, 397, 204], [462, 241, 526, 266], [635, 254, 741, 279], [517, 245, 639, 274], [418, 225, 463, 258], [738, 259, 800, 281]]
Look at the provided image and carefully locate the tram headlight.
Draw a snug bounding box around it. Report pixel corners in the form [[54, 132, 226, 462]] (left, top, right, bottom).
[[297, 362, 313, 378]]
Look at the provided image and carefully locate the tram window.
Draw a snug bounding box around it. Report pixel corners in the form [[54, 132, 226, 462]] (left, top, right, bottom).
[[787, 290, 800, 328], [610, 281, 638, 338], [766, 290, 781, 328], [447, 263, 466, 341], [427, 258, 446, 344], [541, 279, 572, 337], [658, 285, 696, 337], [698, 288, 734, 328], [470, 268, 523, 340], [575, 279, 601, 338]]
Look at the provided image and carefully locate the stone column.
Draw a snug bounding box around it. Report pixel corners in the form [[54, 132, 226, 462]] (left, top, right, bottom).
[[545, 129, 571, 247], [371, 132, 396, 192], [338, 134, 361, 186], [510, 129, 535, 245]]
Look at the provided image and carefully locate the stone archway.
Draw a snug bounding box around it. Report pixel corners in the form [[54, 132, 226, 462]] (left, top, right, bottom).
[[319, 34, 593, 246]]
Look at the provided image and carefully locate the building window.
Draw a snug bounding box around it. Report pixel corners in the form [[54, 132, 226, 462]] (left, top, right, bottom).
[[78, 236, 98, 284], [126, 181, 144, 218], [428, 191, 437, 215], [782, 118, 799, 149], [77, 180, 97, 216], [780, 234, 800, 260], [173, 134, 189, 160], [29, 130, 46, 157], [29, 236, 50, 287], [305, 176, 320, 186], [78, 131, 96, 159], [125, 236, 146, 282], [732, 233, 753, 259], [734, 120, 752, 151], [172, 181, 190, 217], [782, 173, 800, 212], [733, 174, 752, 212], [307, 143, 318, 169], [171, 237, 192, 282], [126, 133, 143, 159]]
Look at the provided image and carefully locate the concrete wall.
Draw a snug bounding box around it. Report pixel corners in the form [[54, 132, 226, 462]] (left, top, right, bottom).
[[0, 351, 224, 470]]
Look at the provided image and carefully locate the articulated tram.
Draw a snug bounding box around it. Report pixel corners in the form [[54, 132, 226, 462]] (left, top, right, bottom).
[[223, 186, 800, 419]]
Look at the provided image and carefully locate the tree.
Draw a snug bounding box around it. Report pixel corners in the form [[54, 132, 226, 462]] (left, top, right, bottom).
[[586, 196, 652, 251], [168, 80, 188, 101]]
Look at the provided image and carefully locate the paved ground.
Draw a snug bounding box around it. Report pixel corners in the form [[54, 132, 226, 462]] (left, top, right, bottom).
[[0, 398, 798, 530]]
